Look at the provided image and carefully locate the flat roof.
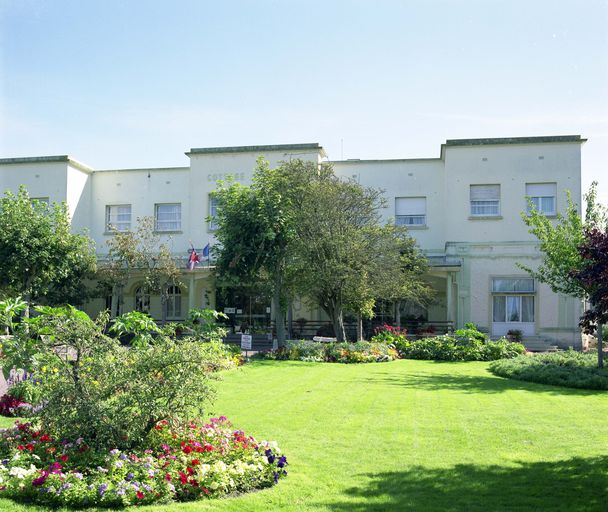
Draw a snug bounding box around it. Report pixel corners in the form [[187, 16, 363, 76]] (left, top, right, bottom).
[[0, 155, 94, 173], [187, 143, 325, 157], [445, 135, 586, 147]]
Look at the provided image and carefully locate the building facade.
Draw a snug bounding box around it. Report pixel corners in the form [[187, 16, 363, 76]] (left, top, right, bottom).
[[0, 135, 585, 348]]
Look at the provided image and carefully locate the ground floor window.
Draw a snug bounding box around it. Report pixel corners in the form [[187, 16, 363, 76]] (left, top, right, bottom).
[[166, 285, 182, 318], [492, 295, 534, 323], [135, 286, 150, 314]]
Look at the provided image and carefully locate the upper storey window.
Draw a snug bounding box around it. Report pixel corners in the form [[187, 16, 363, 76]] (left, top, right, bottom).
[[526, 183, 557, 216], [208, 196, 219, 232], [470, 184, 500, 216], [106, 204, 131, 231], [395, 197, 426, 227], [155, 203, 181, 231]]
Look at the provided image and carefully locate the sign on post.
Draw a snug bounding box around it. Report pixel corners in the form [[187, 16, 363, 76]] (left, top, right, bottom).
[[241, 334, 252, 350]]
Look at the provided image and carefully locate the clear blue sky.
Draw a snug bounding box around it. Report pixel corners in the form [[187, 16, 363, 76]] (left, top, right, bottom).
[[1, 0, 607, 201]]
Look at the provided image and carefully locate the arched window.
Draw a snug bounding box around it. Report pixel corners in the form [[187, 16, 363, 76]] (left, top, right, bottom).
[[135, 286, 150, 313], [166, 285, 182, 319]]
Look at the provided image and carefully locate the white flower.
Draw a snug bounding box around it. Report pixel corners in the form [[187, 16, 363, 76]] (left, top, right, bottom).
[[9, 466, 29, 479], [209, 481, 219, 490]]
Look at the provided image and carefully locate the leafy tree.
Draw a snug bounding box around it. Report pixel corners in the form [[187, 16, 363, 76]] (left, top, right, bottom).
[[291, 171, 430, 342], [519, 182, 608, 367], [573, 228, 608, 368], [100, 216, 182, 322], [211, 159, 316, 345], [0, 297, 27, 335], [0, 186, 97, 310]]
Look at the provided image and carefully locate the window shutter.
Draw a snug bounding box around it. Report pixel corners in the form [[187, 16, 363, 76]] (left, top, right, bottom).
[[470, 185, 500, 201], [395, 197, 426, 215], [526, 183, 556, 197]]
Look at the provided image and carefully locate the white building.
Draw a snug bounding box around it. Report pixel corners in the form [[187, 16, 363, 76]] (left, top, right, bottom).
[[0, 135, 585, 349]]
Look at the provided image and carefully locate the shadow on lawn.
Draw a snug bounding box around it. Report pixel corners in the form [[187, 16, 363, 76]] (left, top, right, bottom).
[[361, 370, 605, 396], [321, 456, 608, 512]]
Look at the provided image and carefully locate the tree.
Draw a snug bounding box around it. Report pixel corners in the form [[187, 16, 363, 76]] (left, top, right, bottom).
[[211, 159, 314, 346], [0, 186, 97, 311], [291, 170, 431, 342], [519, 182, 608, 367], [99, 216, 182, 322], [573, 228, 608, 368]]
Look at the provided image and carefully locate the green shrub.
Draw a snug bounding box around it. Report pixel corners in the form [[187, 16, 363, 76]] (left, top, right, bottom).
[[264, 340, 397, 363], [0, 305, 235, 450], [489, 350, 608, 390], [398, 335, 525, 361]]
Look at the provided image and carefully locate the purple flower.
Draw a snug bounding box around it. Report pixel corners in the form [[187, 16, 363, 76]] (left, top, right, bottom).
[[72, 472, 83, 480], [115, 488, 126, 496], [278, 456, 287, 468], [143, 484, 152, 492], [98, 483, 108, 496], [119, 453, 128, 460], [273, 471, 279, 484], [125, 472, 134, 481], [109, 449, 119, 456]]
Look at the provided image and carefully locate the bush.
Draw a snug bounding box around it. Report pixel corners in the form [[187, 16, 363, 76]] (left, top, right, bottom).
[[489, 350, 608, 390], [0, 305, 236, 451], [263, 340, 398, 363], [398, 335, 525, 361], [371, 324, 407, 344], [0, 417, 287, 507]]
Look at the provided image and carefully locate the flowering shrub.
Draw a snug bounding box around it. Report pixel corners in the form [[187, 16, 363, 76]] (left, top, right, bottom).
[[371, 324, 408, 344], [0, 417, 287, 507], [265, 340, 398, 363], [0, 395, 28, 417]]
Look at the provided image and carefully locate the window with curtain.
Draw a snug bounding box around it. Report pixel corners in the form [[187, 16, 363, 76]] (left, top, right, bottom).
[[208, 196, 219, 231], [526, 183, 557, 215], [395, 197, 426, 226], [166, 285, 182, 318], [106, 204, 132, 231], [155, 203, 181, 231], [470, 185, 500, 216], [492, 277, 534, 323]]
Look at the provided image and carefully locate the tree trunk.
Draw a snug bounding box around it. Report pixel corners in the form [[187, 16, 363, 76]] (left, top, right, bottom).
[[356, 312, 363, 341], [395, 301, 401, 328], [273, 269, 286, 347], [598, 321, 604, 369], [330, 306, 347, 342], [287, 302, 293, 340]]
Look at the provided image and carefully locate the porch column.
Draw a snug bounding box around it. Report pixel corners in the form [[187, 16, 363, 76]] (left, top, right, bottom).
[[446, 272, 454, 327], [188, 274, 196, 311]]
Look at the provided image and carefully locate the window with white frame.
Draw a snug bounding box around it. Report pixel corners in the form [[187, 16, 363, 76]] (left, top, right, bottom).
[[155, 203, 181, 231], [492, 278, 535, 323], [208, 196, 219, 231], [395, 197, 426, 226], [166, 285, 182, 318], [134, 286, 150, 313], [526, 183, 557, 216], [106, 204, 132, 231], [470, 184, 500, 216]]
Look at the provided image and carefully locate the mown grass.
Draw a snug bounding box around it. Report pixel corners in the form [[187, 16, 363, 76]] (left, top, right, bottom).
[[0, 359, 606, 511]]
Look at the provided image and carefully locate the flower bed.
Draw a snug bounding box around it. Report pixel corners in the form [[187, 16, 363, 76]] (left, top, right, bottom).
[[0, 417, 287, 507], [263, 340, 398, 363]]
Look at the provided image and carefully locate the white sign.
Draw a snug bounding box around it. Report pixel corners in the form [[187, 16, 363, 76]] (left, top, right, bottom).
[[241, 334, 252, 350], [224, 307, 236, 314]]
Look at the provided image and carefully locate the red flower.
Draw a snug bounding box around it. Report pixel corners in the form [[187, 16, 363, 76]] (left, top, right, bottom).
[[59, 454, 69, 462], [202, 487, 210, 495], [178, 471, 188, 484], [191, 459, 199, 466], [39, 434, 50, 442], [164, 473, 171, 481], [182, 445, 193, 454], [136, 491, 144, 500], [186, 466, 194, 475], [195, 446, 203, 453], [16, 445, 25, 451], [25, 443, 34, 451], [203, 444, 214, 452]]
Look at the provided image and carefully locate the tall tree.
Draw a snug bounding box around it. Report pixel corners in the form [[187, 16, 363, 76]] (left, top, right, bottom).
[[291, 171, 430, 342], [573, 228, 608, 368], [519, 182, 607, 367], [99, 216, 182, 322], [211, 159, 314, 345], [0, 186, 96, 310]]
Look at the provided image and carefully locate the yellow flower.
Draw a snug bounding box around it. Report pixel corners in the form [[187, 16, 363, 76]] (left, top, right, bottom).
[[41, 366, 47, 373]]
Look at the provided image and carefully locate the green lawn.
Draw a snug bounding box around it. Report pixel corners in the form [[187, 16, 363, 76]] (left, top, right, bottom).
[[1, 359, 607, 511]]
